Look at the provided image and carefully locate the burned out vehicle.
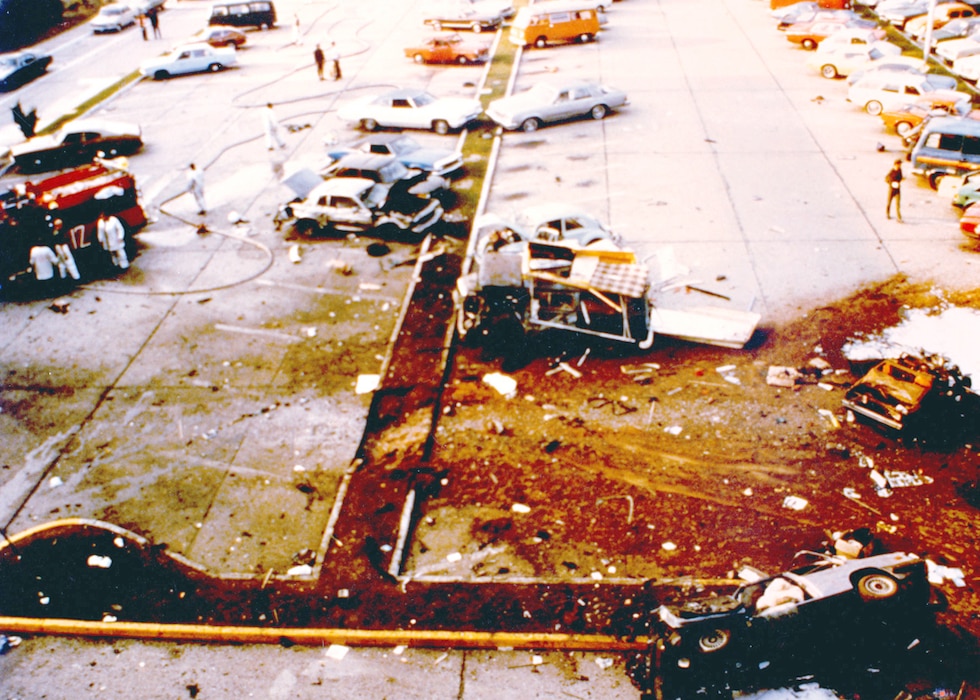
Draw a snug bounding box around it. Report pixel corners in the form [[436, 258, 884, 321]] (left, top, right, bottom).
[[454, 215, 760, 350], [843, 354, 974, 432], [653, 552, 931, 682], [282, 177, 443, 239], [1, 161, 146, 293]]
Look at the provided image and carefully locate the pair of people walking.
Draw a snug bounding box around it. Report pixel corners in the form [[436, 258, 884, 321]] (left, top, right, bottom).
[[313, 42, 341, 81]]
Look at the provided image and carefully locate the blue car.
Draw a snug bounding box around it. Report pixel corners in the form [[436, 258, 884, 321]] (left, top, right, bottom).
[[327, 134, 463, 177]]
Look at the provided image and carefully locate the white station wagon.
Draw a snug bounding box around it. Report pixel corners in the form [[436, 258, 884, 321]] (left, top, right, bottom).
[[139, 43, 237, 80]]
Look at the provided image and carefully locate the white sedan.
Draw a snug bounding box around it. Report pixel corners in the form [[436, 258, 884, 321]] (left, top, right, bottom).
[[91, 4, 136, 32], [337, 88, 483, 135], [806, 41, 902, 79], [139, 43, 237, 80], [486, 80, 629, 132]]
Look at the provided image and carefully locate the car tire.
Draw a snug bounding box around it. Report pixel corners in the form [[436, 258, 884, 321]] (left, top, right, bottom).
[[535, 36, 547, 48], [802, 38, 817, 50], [895, 121, 913, 136], [591, 104, 607, 120], [414, 53, 425, 64], [472, 22, 482, 33], [578, 33, 593, 43], [865, 100, 883, 116], [433, 119, 450, 135], [929, 171, 946, 190], [820, 64, 838, 79], [362, 118, 379, 132], [294, 219, 319, 237], [698, 629, 730, 653], [520, 117, 541, 133], [856, 573, 899, 601], [208, 63, 223, 72], [154, 70, 170, 80], [457, 55, 469, 65], [432, 21, 442, 31]]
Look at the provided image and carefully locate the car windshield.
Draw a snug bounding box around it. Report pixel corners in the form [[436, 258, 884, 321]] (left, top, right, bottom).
[[412, 92, 435, 107], [389, 135, 419, 153], [104, 6, 127, 15], [378, 160, 409, 182], [365, 184, 388, 208], [527, 84, 560, 101]]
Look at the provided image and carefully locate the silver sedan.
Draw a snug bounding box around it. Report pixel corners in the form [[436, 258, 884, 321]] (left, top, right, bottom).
[[486, 80, 629, 132]]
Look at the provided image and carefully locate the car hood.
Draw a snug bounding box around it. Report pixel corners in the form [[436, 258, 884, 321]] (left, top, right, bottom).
[[401, 145, 458, 167], [487, 91, 546, 115], [8, 134, 61, 157]]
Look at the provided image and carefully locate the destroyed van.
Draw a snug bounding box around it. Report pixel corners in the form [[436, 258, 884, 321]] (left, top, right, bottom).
[[909, 116, 980, 188], [0, 161, 146, 290], [454, 215, 761, 352]]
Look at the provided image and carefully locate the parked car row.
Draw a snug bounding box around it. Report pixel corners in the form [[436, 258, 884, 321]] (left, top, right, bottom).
[[775, 0, 980, 246]]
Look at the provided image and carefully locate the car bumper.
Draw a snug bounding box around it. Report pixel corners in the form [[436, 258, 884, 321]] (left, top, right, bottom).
[[410, 200, 444, 233], [485, 109, 520, 130]]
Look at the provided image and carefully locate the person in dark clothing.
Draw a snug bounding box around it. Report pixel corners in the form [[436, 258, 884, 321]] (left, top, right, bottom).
[[886, 159, 903, 222], [313, 44, 325, 81], [148, 7, 161, 39]]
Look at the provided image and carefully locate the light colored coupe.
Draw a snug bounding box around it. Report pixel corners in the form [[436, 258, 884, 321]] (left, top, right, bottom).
[[337, 88, 483, 135], [486, 80, 628, 132]]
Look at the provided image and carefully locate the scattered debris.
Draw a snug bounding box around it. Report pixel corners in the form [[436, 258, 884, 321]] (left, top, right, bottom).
[[355, 374, 381, 395], [483, 372, 517, 397], [286, 564, 313, 576], [325, 643, 349, 660], [664, 426, 682, 436], [594, 657, 613, 670], [661, 541, 677, 551], [770, 367, 794, 387], [817, 408, 840, 429], [781, 495, 808, 511], [86, 555, 112, 569], [545, 361, 582, 379], [48, 298, 70, 314], [884, 470, 934, 489], [926, 560, 966, 587], [47, 476, 63, 488], [511, 503, 531, 514], [288, 244, 302, 264]]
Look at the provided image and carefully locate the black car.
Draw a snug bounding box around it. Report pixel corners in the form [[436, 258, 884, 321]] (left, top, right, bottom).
[[5, 119, 143, 174], [0, 51, 52, 91], [654, 551, 931, 679]]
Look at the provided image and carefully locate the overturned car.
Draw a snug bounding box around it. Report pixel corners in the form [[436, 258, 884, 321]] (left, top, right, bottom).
[[843, 354, 974, 433], [653, 551, 931, 683]]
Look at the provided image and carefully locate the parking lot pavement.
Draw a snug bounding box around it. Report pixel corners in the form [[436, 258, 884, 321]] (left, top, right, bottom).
[[486, 0, 976, 325]]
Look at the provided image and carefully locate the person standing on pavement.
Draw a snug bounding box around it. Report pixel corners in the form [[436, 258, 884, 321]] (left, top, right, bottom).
[[313, 43, 325, 81], [292, 13, 301, 45], [138, 13, 148, 41], [29, 245, 59, 284], [885, 159, 903, 222], [51, 220, 80, 281], [148, 7, 161, 39], [329, 41, 341, 81], [97, 213, 130, 270], [262, 103, 286, 150], [187, 163, 207, 215]]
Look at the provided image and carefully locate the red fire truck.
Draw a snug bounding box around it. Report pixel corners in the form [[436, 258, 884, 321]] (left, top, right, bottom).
[[1, 161, 147, 292]]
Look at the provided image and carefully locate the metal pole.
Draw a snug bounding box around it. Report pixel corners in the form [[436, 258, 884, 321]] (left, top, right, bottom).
[[922, 0, 939, 65]]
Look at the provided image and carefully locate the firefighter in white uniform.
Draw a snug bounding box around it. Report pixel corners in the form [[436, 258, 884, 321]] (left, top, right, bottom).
[[96, 213, 129, 269]]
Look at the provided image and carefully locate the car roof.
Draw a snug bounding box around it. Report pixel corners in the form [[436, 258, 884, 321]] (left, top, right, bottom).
[[333, 152, 398, 169], [921, 114, 980, 135], [308, 177, 376, 197], [379, 87, 430, 100]]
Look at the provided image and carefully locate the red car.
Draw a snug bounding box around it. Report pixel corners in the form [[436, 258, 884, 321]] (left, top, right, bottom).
[[189, 26, 247, 48], [403, 33, 490, 64]]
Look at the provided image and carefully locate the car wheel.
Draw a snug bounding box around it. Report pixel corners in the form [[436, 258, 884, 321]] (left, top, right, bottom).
[[293, 219, 319, 237], [432, 21, 442, 31], [433, 119, 450, 135], [472, 22, 482, 33], [578, 33, 593, 43], [591, 104, 607, 120], [362, 118, 379, 132], [698, 629, 730, 653], [521, 117, 541, 133], [535, 36, 547, 48], [154, 70, 170, 80], [208, 63, 223, 72], [802, 38, 817, 50], [820, 64, 838, 79], [895, 121, 913, 136], [457, 55, 469, 65], [413, 53, 425, 64], [929, 171, 946, 190], [856, 573, 899, 601], [865, 100, 883, 116]]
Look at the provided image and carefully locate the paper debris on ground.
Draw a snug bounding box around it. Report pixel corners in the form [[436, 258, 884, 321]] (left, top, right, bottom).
[[782, 495, 808, 511], [355, 374, 381, 394], [325, 644, 350, 660], [484, 372, 518, 397]]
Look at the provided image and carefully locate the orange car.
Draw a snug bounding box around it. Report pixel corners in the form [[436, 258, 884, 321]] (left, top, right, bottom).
[[906, 3, 977, 40], [404, 33, 490, 65], [879, 92, 974, 136], [784, 17, 881, 49]]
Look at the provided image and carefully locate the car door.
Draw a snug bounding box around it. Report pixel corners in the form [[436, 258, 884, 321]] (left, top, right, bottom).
[[431, 38, 452, 62], [60, 131, 93, 164], [329, 194, 373, 228]]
